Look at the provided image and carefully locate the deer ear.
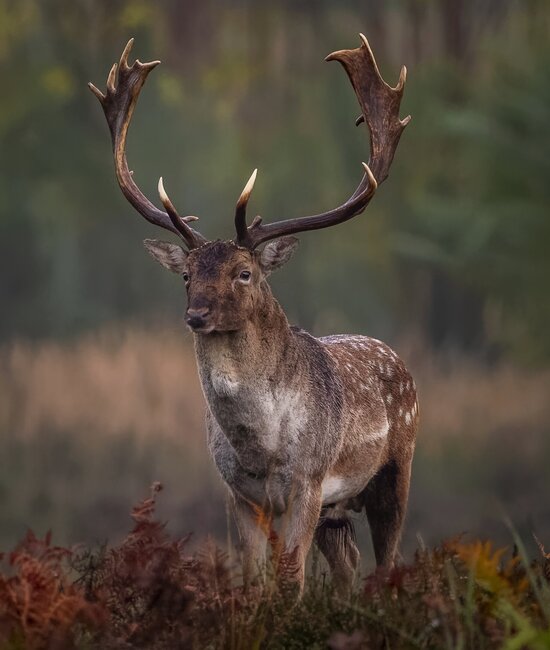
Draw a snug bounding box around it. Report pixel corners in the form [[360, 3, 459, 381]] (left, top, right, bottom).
[[259, 237, 299, 275], [143, 239, 188, 274]]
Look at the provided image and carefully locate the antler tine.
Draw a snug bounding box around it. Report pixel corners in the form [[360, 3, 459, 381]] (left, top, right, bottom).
[[158, 177, 200, 236], [234, 169, 258, 246], [235, 34, 410, 249], [88, 39, 206, 250]]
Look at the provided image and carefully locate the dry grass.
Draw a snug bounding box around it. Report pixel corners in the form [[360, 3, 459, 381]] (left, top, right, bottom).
[[2, 484, 550, 649], [1, 327, 549, 445], [1, 327, 550, 578], [406, 345, 550, 448], [0, 328, 204, 441]]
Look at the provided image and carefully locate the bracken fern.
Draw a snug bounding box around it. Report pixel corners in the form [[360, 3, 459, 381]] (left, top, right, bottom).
[[1, 486, 549, 649]]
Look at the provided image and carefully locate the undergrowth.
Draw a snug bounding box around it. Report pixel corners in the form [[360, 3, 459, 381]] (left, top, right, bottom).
[[1, 485, 549, 649]]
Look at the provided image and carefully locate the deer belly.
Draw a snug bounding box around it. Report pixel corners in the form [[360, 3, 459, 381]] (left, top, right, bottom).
[[321, 475, 362, 505]]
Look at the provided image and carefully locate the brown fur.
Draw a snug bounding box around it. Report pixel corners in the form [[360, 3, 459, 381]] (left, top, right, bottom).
[[145, 238, 419, 594], [91, 35, 417, 596]]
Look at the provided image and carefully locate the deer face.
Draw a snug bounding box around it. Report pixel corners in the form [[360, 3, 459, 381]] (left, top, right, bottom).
[[144, 237, 298, 334]]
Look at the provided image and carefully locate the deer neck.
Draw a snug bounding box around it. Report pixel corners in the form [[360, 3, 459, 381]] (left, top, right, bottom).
[[193, 283, 294, 393], [194, 285, 307, 475]]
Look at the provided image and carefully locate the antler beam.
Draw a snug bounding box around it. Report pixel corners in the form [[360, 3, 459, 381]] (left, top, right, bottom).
[[89, 39, 206, 250], [234, 34, 410, 249]]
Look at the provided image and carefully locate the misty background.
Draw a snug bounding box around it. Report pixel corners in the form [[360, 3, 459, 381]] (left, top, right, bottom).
[[1, 0, 549, 566]]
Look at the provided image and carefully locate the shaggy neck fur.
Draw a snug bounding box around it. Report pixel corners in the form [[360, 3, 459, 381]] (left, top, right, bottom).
[[193, 281, 295, 383]]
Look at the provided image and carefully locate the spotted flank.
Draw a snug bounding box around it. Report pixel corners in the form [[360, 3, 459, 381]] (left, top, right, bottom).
[[320, 334, 419, 436]]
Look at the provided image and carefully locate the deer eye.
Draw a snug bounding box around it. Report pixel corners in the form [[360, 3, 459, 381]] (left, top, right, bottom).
[[239, 270, 251, 282], [182, 272, 189, 283]]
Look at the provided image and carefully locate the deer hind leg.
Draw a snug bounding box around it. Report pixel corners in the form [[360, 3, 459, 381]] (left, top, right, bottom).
[[362, 456, 413, 568], [315, 506, 360, 595]]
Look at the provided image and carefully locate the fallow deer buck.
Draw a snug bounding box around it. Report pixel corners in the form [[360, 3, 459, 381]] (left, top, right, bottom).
[[89, 34, 418, 594]]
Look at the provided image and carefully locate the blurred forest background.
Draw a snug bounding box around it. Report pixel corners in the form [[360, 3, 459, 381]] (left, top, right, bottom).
[[1, 0, 549, 566]]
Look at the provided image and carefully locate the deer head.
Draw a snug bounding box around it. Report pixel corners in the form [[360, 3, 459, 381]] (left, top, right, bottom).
[[142, 236, 298, 333], [89, 35, 410, 334]]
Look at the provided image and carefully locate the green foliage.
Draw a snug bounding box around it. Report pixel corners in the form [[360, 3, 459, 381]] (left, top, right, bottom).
[[398, 4, 550, 361], [0, 0, 549, 360]]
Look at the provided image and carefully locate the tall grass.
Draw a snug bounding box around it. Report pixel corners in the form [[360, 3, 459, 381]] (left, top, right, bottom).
[[0, 328, 204, 441], [1, 327, 549, 554], [1, 484, 550, 649], [2, 327, 549, 444]]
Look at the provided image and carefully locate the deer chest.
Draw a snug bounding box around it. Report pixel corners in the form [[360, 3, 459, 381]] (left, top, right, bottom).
[[202, 366, 308, 453]]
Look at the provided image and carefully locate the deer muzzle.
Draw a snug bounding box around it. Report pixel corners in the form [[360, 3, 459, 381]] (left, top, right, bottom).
[[185, 306, 211, 332]]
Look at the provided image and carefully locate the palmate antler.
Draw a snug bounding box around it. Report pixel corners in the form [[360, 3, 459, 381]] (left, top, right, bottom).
[[88, 39, 206, 250], [235, 34, 411, 249], [90, 35, 409, 251]]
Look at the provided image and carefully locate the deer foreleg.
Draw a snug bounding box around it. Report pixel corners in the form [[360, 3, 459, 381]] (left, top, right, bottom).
[[232, 495, 270, 587], [277, 485, 323, 593]]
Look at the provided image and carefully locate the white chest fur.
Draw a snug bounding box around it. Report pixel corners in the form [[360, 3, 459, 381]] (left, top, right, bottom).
[[210, 367, 241, 397], [206, 367, 306, 454]]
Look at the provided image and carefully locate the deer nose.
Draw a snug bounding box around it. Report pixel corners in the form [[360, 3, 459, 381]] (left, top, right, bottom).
[[185, 307, 210, 330]]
